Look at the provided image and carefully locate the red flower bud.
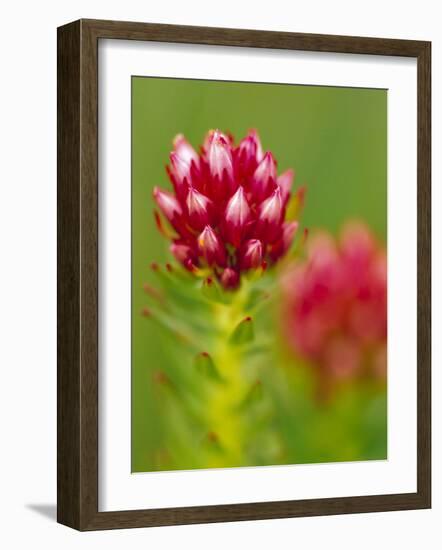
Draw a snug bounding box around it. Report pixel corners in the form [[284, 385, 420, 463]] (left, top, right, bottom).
[[170, 152, 190, 184], [206, 130, 234, 181], [277, 169, 294, 205], [256, 187, 283, 243], [252, 152, 277, 201], [220, 267, 240, 289], [155, 130, 301, 288], [269, 221, 299, 261], [173, 134, 199, 166], [224, 186, 251, 246], [198, 225, 227, 267], [186, 186, 213, 231], [240, 239, 263, 270], [170, 242, 197, 266], [238, 135, 256, 163], [249, 129, 263, 163], [237, 130, 263, 175], [153, 187, 183, 233]]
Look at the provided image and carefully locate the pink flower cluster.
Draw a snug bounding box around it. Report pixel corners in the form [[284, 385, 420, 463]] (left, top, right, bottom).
[[282, 223, 387, 379], [153, 129, 300, 289]]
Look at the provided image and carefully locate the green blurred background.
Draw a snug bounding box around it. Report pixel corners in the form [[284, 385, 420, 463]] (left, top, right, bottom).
[[132, 77, 387, 472]]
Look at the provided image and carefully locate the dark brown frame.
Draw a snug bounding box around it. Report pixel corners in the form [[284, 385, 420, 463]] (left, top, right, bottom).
[[57, 18, 431, 531]]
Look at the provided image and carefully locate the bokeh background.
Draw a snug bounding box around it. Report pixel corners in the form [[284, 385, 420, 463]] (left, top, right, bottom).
[[132, 76, 387, 472]]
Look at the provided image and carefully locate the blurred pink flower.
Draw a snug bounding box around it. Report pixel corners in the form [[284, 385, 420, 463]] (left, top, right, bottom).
[[153, 129, 302, 289], [282, 222, 387, 382]]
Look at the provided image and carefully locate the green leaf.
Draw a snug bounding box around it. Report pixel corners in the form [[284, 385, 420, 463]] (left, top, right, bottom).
[[229, 316, 254, 346], [201, 277, 228, 304], [244, 288, 271, 311], [238, 380, 263, 410], [202, 431, 224, 453], [142, 304, 198, 345], [150, 262, 207, 310], [194, 352, 223, 383]]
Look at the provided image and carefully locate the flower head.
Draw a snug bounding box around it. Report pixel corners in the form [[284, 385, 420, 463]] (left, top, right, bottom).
[[153, 129, 301, 289], [282, 222, 387, 381]]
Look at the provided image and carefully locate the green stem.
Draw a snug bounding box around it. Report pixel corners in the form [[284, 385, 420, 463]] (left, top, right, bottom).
[[205, 284, 251, 468]]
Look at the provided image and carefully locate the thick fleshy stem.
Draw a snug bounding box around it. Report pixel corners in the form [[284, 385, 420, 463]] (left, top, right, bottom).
[[143, 261, 275, 470], [202, 286, 255, 467]]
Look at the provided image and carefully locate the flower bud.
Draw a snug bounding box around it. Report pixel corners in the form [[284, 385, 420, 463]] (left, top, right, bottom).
[[252, 152, 277, 201], [173, 134, 199, 166], [277, 169, 294, 204], [237, 135, 256, 164], [198, 225, 227, 267], [169, 136, 199, 200], [220, 267, 240, 290], [269, 221, 299, 261], [186, 186, 213, 231], [170, 152, 191, 184], [249, 129, 263, 163], [237, 130, 263, 174], [206, 130, 234, 181], [170, 242, 196, 266], [224, 186, 251, 246], [240, 239, 263, 270], [184, 258, 199, 273], [256, 187, 283, 243], [153, 187, 183, 233]]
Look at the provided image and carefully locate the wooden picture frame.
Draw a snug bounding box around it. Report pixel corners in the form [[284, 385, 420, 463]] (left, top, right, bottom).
[[57, 18, 431, 530]]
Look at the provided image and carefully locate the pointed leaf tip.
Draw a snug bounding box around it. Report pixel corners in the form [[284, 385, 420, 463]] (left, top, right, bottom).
[[152, 370, 173, 388], [194, 352, 223, 382], [143, 282, 163, 302], [201, 276, 226, 303], [245, 288, 270, 311], [203, 431, 223, 452], [239, 380, 264, 409], [229, 316, 255, 345], [141, 307, 151, 318]]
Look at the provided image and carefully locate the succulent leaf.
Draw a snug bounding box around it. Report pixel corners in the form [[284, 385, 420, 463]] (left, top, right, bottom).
[[194, 352, 224, 383], [229, 316, 255, 346]]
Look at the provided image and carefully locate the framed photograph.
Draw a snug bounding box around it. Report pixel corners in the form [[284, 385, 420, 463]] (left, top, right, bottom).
[[57, 19, 431, 530]]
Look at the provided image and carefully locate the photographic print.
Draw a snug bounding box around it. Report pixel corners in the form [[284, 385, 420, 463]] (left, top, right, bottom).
[[131, 76, 387, 473]]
